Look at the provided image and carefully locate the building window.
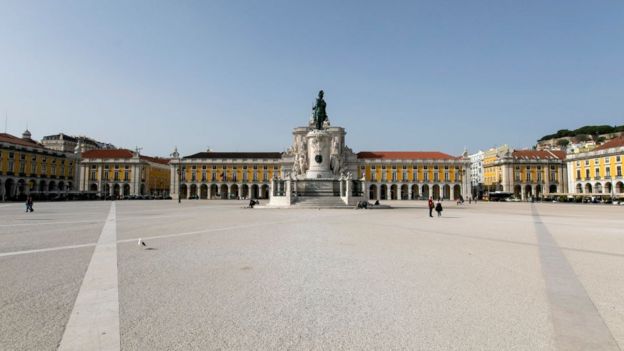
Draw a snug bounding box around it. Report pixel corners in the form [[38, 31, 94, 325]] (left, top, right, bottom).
[[526, 167, 531, 182], [606, 167, 611, 177], [232, 167, 237, 182], [90, 165, 97, 180], [103, 165, 109, 180], [576, 170, 581, 180], [585, 169, 590, 180], [124, 166, 130, 181], [616, 155, 621, 163], [114, 165, 119, 181], [595, 168, 600, 178], [181, 166, 186, 181], [617, 165, 622, 177]]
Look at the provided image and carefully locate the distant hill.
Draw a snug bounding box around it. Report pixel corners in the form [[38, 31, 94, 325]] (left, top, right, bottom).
[[538, 125, 624, 141]]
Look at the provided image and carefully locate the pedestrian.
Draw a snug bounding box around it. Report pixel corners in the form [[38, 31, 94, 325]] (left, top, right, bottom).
[[25, 196, 34, 212], [428, 197, 434, 217], [435, 201, 443, 217], [468, 197, 472, 204]]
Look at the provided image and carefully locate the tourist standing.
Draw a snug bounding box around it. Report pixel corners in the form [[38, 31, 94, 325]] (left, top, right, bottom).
[[435, 201, 443, 217], [428, 197, 434, 217]]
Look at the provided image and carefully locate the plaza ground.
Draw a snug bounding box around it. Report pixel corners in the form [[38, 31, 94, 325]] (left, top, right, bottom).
[[0, 200, 622, 350]]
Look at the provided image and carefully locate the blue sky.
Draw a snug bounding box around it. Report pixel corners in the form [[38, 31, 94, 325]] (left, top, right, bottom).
[[1, 1, 622, 156]]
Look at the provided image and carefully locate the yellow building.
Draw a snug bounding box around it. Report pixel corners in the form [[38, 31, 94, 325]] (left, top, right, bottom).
[[1, 130, 78, 201], [483, 148, 567, 200], [78, 149, 170, 198], [357, 151, 470, 200], [170, 151, 283, 199], [566, 137, 624, 197]]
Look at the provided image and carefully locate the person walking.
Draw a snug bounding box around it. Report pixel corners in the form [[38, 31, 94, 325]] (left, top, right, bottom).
[[428, 197, 434, 217], [435, 200, 443, 217], [25, 196, 34, 213]]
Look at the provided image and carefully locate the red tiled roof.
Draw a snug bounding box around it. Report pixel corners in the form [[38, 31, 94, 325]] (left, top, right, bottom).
[[0, 133, 44, 149], [357, 151, 457, 160], [82, 149, 170, 164], [595, 136, 624, 151], [511, 150, 565, 160]]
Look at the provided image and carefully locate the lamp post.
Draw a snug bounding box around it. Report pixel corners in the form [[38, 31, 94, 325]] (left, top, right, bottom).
[[171, 147, 181, 203]]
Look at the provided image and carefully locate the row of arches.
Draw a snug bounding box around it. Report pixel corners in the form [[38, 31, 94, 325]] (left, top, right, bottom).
[[512, 184, 558, 199], [368, 184, 462, 200], [1, 178, 72, 200], [575, 181, 624, 195], [88, 183, 147, 197], [178, 183, 270, 200]]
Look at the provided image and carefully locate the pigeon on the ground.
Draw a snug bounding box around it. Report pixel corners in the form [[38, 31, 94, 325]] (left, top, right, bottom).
[[138, 238, 147, 248]]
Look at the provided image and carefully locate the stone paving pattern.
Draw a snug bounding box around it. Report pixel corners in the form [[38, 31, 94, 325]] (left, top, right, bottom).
[[0, 200, 622, 350]]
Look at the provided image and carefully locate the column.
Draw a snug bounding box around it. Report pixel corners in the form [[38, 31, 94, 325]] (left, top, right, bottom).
[[186, 183, 190, 199], [408, 186, 412, 200], [376, 183, 381, 200]]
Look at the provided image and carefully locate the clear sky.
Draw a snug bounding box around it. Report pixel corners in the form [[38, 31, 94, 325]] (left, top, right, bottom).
[[1, 1, 622, 157]]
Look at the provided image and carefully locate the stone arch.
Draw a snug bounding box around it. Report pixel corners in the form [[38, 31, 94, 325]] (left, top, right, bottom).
[[179, 184, 187, 199], [5, 178, 15, 200], [17, 179, 27, 199], [250, 184, 259, 199], [260, 184, 269, 199], [28, 180, 36, 192], [58, 181, 65, 191], [390, 184, 398, 200], [220, 184, 229, 199], [90, 183, 98, 192], [615, 181, 624, 194], [443, 184, 451, 200], [104, 183, 111, 196], [525, 185, 533, 198], [39, 180, 47, 193], [48, 181, 57, 192], [380, 184, 388, 200], [241, 184, 249, 199], [113, 183, 121, 197], [210, 184, 218, 199], [140, 184, 145, 195], [576, 183, 583, 193], [200, 184, 208, 199], [584, 183, 592, 194], [400, 184, 409, 200], [190, 184, 198, 198], [123, 184, 130, 196], [535, 185, 542, 197], [595, 182, 602, 194], [411, 184, 419, 199], [514, 185, 522, 197], [549, 184, 557, 194], [422, 184, 430, 199], [453, 185, 461, 199], [432, 184, 440, 200], [369, 184, 377, 200], [231, 184, 239, 199], [605, 182, 612, 194]]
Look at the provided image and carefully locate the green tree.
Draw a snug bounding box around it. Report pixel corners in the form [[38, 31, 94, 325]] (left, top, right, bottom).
[[556, 139, 570, 148]]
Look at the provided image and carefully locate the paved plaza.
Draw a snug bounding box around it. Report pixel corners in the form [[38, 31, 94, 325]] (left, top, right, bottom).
[[0, 200, 623, 350]]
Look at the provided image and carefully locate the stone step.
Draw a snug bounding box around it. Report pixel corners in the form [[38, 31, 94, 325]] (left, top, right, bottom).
[[292, 196, 349, 208]]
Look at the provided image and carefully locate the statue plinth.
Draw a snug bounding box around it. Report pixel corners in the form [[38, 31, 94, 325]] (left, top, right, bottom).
[[305, 129, 333, 179]]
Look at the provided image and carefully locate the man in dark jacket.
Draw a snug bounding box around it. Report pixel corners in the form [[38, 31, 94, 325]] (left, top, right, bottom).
[[428, 197, 434, 217]]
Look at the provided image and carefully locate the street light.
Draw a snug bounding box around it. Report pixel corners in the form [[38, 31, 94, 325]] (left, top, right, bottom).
[[170, 147, 181, 203]]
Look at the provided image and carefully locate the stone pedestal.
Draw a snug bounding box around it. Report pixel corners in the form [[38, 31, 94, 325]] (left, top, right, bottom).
[[305, 130, 333, 179]]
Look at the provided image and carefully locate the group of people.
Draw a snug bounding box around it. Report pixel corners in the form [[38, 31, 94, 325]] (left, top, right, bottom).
[[428, 197, 443, 217]]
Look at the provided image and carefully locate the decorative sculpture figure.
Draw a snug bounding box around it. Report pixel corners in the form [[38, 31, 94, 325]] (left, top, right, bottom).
[[312, 90, 328, 130]]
